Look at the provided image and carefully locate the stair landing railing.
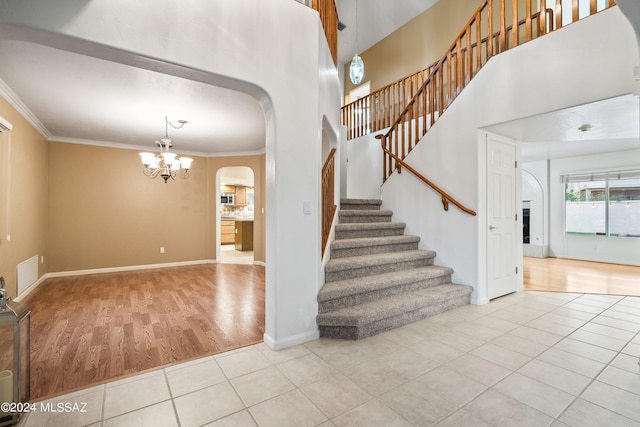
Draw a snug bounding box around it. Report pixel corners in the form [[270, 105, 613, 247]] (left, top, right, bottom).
[[312, 0, 338, 66], [344, 0, 617, 143], [360, 0, 617, 215], [322, 148, 337, 257]]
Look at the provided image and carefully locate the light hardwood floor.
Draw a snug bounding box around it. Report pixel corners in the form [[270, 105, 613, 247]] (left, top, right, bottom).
[[22, 263, 265, 400], [524, 256, 640, 296]]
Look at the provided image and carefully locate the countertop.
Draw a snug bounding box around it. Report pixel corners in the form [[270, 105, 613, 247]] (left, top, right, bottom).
[[221, 216, 254, 221]]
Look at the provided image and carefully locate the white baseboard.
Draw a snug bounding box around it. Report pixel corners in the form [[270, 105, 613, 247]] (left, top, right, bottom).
[[263, 329, 319, 350], [14, 259, 217, 301]]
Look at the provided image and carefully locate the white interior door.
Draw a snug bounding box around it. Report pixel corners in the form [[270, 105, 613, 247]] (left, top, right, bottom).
[[487, 137, 518, 299]]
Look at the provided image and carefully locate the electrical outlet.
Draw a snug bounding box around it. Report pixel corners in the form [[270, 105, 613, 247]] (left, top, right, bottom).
[[160, 247, 165, 254]]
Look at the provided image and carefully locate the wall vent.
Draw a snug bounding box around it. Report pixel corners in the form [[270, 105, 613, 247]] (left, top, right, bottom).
[[17, 255, 38, 296]]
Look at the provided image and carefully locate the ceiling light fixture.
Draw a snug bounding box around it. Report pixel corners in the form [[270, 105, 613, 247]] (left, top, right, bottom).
[[349, 0, 364, 85], [139, 116, 193, 183]]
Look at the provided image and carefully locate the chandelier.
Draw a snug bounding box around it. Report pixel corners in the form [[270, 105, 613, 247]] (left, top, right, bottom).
[[139, 116, 193, 183], [349, 0, 364, 85]]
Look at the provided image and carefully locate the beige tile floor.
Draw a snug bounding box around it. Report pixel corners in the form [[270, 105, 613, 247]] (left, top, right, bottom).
[[18, 291, 640, 427]]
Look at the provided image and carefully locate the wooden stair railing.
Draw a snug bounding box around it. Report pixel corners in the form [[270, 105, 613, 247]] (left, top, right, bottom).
[[342, 0, 617, 141], [367, 0, 617, 214], [313, 0, 339, 66], [376, 135, 477, 216], [342, 62, 439, 140], [322, 148, 337, 257]]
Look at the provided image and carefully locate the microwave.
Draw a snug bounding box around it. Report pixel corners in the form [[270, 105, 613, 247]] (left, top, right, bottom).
[[221, 194, 235, 205]]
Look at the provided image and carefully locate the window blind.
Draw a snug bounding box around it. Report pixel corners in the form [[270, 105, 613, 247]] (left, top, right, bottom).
[[561, 170, 640, 183]]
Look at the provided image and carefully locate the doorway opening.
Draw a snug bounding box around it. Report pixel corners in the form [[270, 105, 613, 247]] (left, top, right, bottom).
[[218, 166, 255, 265]]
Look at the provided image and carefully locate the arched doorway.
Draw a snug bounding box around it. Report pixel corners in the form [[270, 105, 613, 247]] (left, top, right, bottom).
[[217, 166, 255, 265]]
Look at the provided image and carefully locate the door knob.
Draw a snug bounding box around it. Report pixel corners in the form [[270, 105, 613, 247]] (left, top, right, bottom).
[[489, 225, 499, 230]]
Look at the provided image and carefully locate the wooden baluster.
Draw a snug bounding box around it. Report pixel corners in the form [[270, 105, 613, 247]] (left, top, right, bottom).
[[590, 0, 597, 14], [555, 0, 563, 29], [525, 0, 532, 41], [394, 122, 399, 171], [411, 91, 424, 149], [422, 82, 428, 135], [539, 0, 547, 35], [358, 98, 363, 137], [438, 66, 444, 118], [381, 135, 387, 182], [446, 50, 452, 106], [385, 87, 389, 128], [572, 0, 579, 23], [476, 12, 482, 74], [456, 38, 462, 94], [347, 104, 351, 140], [487, 0, 493, 60], [512, 0, 519, 48], [465, 28, 472, 85], [500, 0, 506, 52]]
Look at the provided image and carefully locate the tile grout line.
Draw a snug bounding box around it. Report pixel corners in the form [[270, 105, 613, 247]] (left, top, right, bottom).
[[552, 296, 640, 425]]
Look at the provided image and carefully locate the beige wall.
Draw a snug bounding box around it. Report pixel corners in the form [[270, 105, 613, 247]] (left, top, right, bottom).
[[344, 0, 483, 96], [208, 155, 266, 263], [48, 143, 267, 271], [48, 142, 211, 271], [0, 97, 49, 298]]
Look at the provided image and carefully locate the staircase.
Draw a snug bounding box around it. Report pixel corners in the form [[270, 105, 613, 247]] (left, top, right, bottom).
[[317, 198, 473, 340]]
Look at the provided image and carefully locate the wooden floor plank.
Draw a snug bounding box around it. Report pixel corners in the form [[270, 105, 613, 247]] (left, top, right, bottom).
[[23, 263, 265, 400], [524, 256, 640, 296]]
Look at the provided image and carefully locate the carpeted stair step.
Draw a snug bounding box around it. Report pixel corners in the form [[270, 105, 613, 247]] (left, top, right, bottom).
[[325, 250, 436, 282], [338, 209, 393, 223], [317, 284, 473, 340], [318, 265, 454, 313], [335, 222, 406, 240], [340, 198, 382, 211], [330, 235, 421, 259]]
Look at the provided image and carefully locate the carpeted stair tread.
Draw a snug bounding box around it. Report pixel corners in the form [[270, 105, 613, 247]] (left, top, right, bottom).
[[325, 250, 436, 274], [340, 198, 382, 209], [338, 210, 394, 223], [334, 222, 407, 239], [334, 222, 406, 232], [316, 284, 473, 327], [318, 265, 453, 302], [330, 235, 420, 251]]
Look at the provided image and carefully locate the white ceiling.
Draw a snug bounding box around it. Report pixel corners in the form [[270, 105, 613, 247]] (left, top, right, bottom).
[[484, 95, 640, 162], [0, 1, 637, 161], [0, 40, 266, 156]]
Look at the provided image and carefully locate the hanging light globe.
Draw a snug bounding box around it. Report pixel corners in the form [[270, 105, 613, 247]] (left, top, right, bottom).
[[349, 53, 364, 85]]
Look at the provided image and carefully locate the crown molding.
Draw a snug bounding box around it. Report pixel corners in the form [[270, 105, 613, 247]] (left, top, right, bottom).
[[51, 136, 266, 158], [0, 77, 52, 139]]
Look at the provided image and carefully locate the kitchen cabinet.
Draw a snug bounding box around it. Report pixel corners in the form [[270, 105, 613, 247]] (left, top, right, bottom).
[[235, 186, 247, 206], [221, 185, 235, 194], [221, 220, 235, 244], [235, 220, 253, 251]]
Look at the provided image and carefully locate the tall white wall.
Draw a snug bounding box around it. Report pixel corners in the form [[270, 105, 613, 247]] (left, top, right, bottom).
[[378, 8, 638, 304], [0, 0, 342, 349], [345, 132, 384, 199]]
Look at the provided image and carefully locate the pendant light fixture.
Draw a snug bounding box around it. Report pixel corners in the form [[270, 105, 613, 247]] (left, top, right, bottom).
[[349, 0, 364, 85]]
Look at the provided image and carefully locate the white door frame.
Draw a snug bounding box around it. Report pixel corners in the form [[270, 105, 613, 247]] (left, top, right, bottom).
[[477, 131, 523, 304]]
